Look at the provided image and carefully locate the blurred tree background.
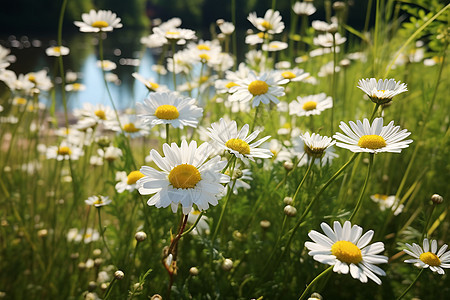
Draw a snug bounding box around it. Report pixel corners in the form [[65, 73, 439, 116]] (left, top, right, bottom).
[[0, 0, 369, 34]]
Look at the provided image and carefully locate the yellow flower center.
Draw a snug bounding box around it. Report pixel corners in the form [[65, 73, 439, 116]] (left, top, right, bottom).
[[53, 46, 61, 53], [166, 31, 180, 36], [261, 20, 272, 30], [270, 44, 280, 49], [127, 171, 145, 185], [84, 233, 92, 239], [123, 123, 140, 133], [95, 110, 107, 120], [168, 164, 201, 189], [146, 82, 159, 91], [92, 20, 109, 28], [281, 71, 296, 79], [191, 210, 201, 215], [225, 138, 251, 155], [419, 252, 441, 266], [331, 240, 363, 264], [248, 80, 269, 96], [358, 135, 387, 150], [155, 105, 179, 120], [93, 198, 103, 205], [199, 53, 210, 61], [14, 97, 27, 105], [374, 194, 389, 201], [199, 76, 209, 83], [257, 32, 269, 39], [28, 74, 36, 83], [72, 83, 82, 91], [197, 44, 210, 50], [57, 146, 72, 156], [225, 82, 238, 89], [302, 101, 317, 111], [378, 90, 386, 93]]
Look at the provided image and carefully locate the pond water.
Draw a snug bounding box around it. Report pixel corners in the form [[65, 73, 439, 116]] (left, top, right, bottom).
[[1, 29, 173, 111]]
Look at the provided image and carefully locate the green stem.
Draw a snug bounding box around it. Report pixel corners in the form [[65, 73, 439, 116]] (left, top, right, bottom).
[[171, 41, 177, 90], [292, 158, 315, 205], [211, 178, 237, 242], [250, 105, 261, 132], [420, 204, 436, 241], [103, 277, 117, 300], [231, 0, 237, 71], [278, 153, 359, 265], [166, 123, 170, 145], [394, 40, 447, 201], [369, 103, 380, 122], [97, 208, 115, 264], [330, 33, 337, 136], [298, 266, 333, 300], [396, 269, 424, 300], [349, 153, 374, 222], [57, 0, 69, 128], [181, 211, 205, 237]]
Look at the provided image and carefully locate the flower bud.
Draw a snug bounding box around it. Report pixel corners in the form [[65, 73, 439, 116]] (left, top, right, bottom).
[[151, 294, 163, 300], [260, 220, 271, 229], [333, 1, 346, 11], [283, 197, 293, 205], [93, 249, 102, 256], [431, 194, 443, 204], [135, 231, 147, 242], [283, 161, 294, 171], [189, 266, 199, 276], [70, 252, 79, 260], [308, 292, 323, 300], [94, 258, 103, 267], [88, 281, 97, 292], [284, 205, 297, 217], [37, 229, 48, 238], [114, 270, 124, 280], [222, 258, 233, 271]]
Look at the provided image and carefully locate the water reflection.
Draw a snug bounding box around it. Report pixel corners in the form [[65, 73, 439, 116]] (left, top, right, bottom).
[[1, 29, 173, 111]]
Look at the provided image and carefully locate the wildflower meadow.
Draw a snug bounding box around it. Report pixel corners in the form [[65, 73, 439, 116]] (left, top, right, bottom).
[[0, 1, 449, 299]]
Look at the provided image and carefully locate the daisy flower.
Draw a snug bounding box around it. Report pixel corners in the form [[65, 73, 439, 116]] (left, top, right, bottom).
[[278, 67, 310, 83], [207, 118, 273, 162], [313, 32, 346, 48], [98, 146, 123, 162], [312, 17, 338, 33], [229, 71, 287, 107], [299, 132, 336, 159], [333, 117, 413, 154], [137, 140, 230, 214], [96, 60, 117, 71], [305, 221, 388, 285], [46, 141, 83, 161], [403, 238, 450, 274], [357, 78, 408, 104], [137, 92, 203, 129], [153, 27, 196, 45], [289, 93, 333, 116], [74, 103, 116, 127], [115, 170, 145, 193], [84, 195, 112, 207], [293, 1, 317, 16], [74, 9, 122, 33], [132, 72, 167, 92], [370, 194, 403, 215], [65, 83, 86, 92], [107, 114, 150, 137], [262, 41, 288, 52], [248, 9, 285, 34], [45, 46, 70, 57], [218, 21, 235, 35]]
